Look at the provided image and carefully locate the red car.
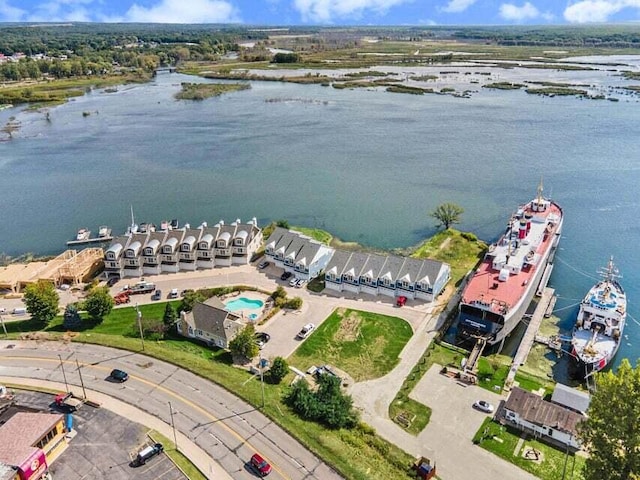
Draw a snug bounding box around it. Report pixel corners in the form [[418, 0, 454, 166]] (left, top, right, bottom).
[[396, 296, 408, 307], [250, 453, 272, 476]]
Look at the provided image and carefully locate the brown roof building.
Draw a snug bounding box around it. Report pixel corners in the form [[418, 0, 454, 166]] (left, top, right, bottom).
[[177, 297, 245, 349], [500, 387, 584, 450]]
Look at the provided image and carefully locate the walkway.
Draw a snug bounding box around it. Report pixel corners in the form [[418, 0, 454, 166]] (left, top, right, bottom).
[[504, 287, 555, 390]]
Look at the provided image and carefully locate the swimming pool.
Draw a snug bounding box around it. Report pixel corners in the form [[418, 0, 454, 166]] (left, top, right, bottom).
[[225, 297, 264, 312]]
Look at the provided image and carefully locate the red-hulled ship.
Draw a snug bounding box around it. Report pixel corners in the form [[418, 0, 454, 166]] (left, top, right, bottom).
[[457, 182, 563, 348]]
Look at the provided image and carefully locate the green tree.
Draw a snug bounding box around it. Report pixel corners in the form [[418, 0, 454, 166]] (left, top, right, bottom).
[[578, 359, 640, 480], [179, 289, 204, 313], [430, 202, 464, 230], [276, 219, 289, 229], [23, 281, 59, 326], [229, 324, 259, 359], [285, 296, 303, 310], [267, 356, 289, 384], [163, 302, 178, 330], [84, 286, 114, 320], [62, 303, 82, 330]]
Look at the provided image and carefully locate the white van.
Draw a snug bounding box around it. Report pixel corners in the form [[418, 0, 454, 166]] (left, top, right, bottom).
[[169, 288, 179, 299], [12, 307, 27, 315]]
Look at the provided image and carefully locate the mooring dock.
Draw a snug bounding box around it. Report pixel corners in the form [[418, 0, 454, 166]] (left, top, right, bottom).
[[504, 287, 556, 391]]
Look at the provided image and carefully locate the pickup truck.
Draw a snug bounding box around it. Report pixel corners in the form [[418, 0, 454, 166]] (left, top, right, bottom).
[[124, 282, 156, 295], [113, 292, 130, 305], [55, 392, 83, 411]]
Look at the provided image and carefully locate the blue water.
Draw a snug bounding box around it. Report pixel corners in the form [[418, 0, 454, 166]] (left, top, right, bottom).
[[225, 298, 264, 312], [1, 67, 640, 369]]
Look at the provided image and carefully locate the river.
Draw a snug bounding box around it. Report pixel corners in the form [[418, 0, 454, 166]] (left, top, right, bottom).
[[1, 66, 639, 369]]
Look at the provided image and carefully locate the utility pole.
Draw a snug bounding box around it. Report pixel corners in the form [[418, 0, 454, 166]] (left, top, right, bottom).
[[169, 402, 178, 450], [259, 356, 266, 408], [75, 358, 87, 400], [58, 354, 69, 393], [0, 313, 7, 338], [136, 304, 145, 351]]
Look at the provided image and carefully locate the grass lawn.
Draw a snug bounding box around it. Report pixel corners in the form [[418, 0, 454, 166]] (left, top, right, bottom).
[[411, 229, 487, 287], [288, 308, 412, 382], [148, 430, 207, 480], [474, 418, 585, 480], [476, 355, 511, 393], [5, 304, 417, 480], [291, 226, 333, 245], [389, 342, 464, 435]]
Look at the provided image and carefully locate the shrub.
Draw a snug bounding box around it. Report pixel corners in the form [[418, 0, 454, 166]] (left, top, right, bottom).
[[461, 232, 478, 242]]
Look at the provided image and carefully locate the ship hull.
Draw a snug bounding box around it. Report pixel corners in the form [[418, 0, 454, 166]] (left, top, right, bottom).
[[570, 341, 620, 380]]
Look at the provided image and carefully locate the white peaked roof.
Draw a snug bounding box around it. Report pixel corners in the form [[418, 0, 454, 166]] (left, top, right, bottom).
[[146, 239, 160, 252], [236, 230, 248, 240], [164, 237, 178, 250], [201, 233, 214, 245], [127, 241, 142, 255], [106, 243, 123, 256], [219, 231, 231, 242], [183, 235, 196, 247]]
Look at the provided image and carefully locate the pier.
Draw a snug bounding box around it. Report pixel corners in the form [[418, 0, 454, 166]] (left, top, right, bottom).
[[66, 236, 113, 246], [504, 287, 555, 391]]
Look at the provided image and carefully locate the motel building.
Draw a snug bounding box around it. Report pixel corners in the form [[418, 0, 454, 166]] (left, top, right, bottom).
[[0, 410, 67, 480]]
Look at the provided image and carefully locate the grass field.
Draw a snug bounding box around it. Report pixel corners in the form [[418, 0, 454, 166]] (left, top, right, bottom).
[[5, 304, 416, 480], [288, 308, 413, 382], [411, 229, 487, 287], [474, 418, 585, 480]]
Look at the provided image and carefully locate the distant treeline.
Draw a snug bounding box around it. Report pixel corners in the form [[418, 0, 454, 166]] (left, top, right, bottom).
[[451, 25, 640, 47]]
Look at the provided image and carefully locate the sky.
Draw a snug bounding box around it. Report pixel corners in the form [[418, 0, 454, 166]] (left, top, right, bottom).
[[0, 0, 639, 25]]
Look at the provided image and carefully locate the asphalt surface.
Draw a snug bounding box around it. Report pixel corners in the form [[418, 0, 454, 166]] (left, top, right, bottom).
[[13, 390, 187, 480], [0, 340, 342, 480]]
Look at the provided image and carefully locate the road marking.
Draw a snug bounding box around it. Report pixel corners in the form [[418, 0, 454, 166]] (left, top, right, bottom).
[[1, 355, 290, 480]]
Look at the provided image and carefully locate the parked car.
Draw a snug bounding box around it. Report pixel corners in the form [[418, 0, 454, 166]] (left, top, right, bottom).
[[258, 260, 270, 269], [250, 453, 272, 477], [255, 332, 271, 348], [295, 278, 307, 288], [113, 293, 130, 305], [296, 323, 315, 339], [396, 295, 408, 307], [151, 290, 162, 301], [134, 443, 163, 466], [169, 288, 179, 299], [289, 277, 298, 287], [106, 277, 119, 287], [110, 369, 129, 382], [280, 271, 293, 281], [473, 400, 494, 413]]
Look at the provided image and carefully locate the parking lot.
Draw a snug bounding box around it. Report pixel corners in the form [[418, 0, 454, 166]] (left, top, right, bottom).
[[14, 390, 187, 480]]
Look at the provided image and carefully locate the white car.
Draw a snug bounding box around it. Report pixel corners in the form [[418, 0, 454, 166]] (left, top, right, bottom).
[[289, 277, 299, 287], [295, 278, 307, 288], [473, 400, 494, 413], [296, 323, 315, 339]]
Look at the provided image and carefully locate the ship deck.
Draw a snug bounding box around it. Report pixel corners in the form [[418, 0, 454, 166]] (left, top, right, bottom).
[[461, 201, 562, 314], [573, 328, 617, 364]]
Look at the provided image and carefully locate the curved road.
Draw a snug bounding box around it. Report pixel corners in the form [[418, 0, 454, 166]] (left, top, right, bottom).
[[0, 340, 342, 480]]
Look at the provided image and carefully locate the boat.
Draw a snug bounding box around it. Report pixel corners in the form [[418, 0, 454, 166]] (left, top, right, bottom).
[[139, 223, 156, 233], [571, 257, 626, 379], [76, 228, 91, 241], [456, 180, 563, 349], [98, 226, 111, 237], [160, 220, 172, 231]]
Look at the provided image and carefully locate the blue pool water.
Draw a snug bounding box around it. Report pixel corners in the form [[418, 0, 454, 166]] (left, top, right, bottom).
[[225, 298, 264, 312], [248, 313, 258, 320]]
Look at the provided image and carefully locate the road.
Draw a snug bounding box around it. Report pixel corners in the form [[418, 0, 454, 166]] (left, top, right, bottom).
[[0, 340, 342, 480]]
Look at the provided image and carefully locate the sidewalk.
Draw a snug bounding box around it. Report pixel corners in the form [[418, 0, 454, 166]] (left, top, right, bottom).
[[0, 376, 230, 480]]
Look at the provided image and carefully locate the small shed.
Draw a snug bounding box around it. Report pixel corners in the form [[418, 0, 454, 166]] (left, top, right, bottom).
[[551, 383, 590, 415]]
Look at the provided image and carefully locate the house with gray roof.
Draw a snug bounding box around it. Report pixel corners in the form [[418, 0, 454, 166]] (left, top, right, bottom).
[[232, 218, 263, 265], [551, 383, 590, 415], [215, 221, 236, 267], [178, 226, 202, 271], [264, 227, 334, 280], [104, 235, 132, 279], [161, 229, 185, 273], [197, 223, 221, 269], [325, 251, 450, 302], [177, 297, 246, 349], [142, 230, 168, 275], [499, 387, 584, 450], [122, 232, 149, 278]]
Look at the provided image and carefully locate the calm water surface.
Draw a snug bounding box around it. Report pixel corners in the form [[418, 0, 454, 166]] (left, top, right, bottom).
[[1, 70, 639, 368]]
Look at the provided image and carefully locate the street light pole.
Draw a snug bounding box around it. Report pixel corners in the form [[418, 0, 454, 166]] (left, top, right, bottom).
[[169, 401, 178, 450], [136, 304, 145, 351], [58, 354, 69, 393], [75, 358, 87, 400]]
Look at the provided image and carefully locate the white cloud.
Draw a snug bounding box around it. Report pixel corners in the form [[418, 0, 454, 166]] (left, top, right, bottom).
[[564, 0, 640, 23], [125, 0, 240, 23], [23, 0, 95, 22], [499, 2, 540, 21], [0, 0, 26, 21], [293, 0, 412, 23], [440, 0, 477, 13]]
